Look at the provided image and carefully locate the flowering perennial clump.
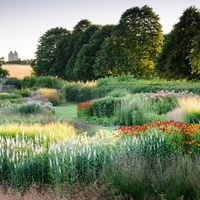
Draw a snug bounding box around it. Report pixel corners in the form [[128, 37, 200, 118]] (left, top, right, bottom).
[[116, 120, 200, 135], [116, 120, 200, 154], [77, 100, 92, 110], [149, 90, 194, 100]]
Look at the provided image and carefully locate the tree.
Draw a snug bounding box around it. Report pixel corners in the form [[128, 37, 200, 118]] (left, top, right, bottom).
[[94, 5, 163, 79], [0, 57, 9, 91], [155, 6, 200, 80], [188, 35, 200, 75], [0, 58, 9, 77], [32, 27, 69, 76], [54, 33, 72, 79], [65, 19, 92, 81], [74, 25, 114, 82]]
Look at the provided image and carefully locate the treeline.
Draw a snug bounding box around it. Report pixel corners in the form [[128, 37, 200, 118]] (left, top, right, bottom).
[[5, 60, 31, 65], [31, 5, 200, 82]]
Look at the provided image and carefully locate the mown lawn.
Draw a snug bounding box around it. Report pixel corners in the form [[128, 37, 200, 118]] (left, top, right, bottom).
[[54, 103, 116, 131], [54, 103, 77, 121]]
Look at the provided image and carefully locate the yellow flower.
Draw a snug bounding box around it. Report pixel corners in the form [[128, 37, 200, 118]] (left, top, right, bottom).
[[189, 151, 193, 154]]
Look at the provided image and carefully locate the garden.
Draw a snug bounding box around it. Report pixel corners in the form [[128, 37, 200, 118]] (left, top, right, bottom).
[[1, 75, 200, 199]]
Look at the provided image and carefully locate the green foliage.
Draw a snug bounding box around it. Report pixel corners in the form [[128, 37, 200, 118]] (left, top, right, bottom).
[[54, 34, 72, 79], [33, 27, 70, 77], [0, 68, 9, 77], [14, 88, 31, 97], [109, 152, 200, 199], [114, 94, 168, 126], [34, 76, 64, 89], [5, 60, 31, 65], [107, 88, 130, 97], [183, 111, 200, 123], [62, 76, 200, 103], [0, 93, 22, 100], [74, 25, 114, 82], [156, 6, 200, 80], [5, 77, 22, 89], [188, 35, 200, 75], [21, 76, 36, 88], [77, 107, 92, 118], [84, 116, 115, 126], [90, 97, 121, 118], [95, 5, 163, 79], [41, 93, 61, 106], [65, 19, 92, 81], [148, 91, 178, 115], [13, 101, 42, 115]]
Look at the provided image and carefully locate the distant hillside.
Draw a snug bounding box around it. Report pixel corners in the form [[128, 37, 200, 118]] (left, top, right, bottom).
[[2, 64, 32, 79]]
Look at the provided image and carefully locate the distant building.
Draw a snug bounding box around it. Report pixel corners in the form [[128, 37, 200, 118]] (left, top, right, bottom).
[[8, 51, 18, 61]]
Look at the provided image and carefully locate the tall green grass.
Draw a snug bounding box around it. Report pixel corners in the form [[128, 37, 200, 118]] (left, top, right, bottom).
[[0, 127, 200, 199]]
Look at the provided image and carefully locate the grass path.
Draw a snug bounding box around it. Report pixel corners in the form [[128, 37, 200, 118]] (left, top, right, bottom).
[[54, 103, 77, 121], [54, 103, 116, 131]]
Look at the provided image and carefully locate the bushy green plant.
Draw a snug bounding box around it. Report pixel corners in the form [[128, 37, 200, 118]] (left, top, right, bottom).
[[90, 97, 121, 118], [0, 93, 22, 100], [35, 76, 64, 89], [43, 93, 61, 106], [84, 116, 115, 126], [108, 153, 200, 199], [21, 76, 36, 88], [5, 77, 22, 89], [114, 94, 151, 125], [183, 111, 200, 123], [148, 90, 178, 115], [11, 100, 55, 115], [13, 101, 42, 115], [14, 88, 31, 97], [107, 88, 130, 97]]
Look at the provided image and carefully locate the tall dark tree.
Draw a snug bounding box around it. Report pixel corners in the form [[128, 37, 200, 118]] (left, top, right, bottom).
[[67, 25, 100, 81], [187, 34, 200, 76], [155, 6, 200, 80], [65, 19, 92, 81], [74, 25, 114, 82], [95, 5, 163, 79], [33, 27, 69, 76], [54, 33, 72, 79]]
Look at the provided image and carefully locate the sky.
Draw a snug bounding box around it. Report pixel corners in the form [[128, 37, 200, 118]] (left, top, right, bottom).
[[1, 0, 200, 61]]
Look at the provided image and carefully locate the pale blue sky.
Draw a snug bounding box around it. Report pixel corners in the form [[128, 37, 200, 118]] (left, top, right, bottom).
[[1, 0, 200, 60]]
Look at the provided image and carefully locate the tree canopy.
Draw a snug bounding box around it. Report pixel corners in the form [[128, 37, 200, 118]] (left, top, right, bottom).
[[94, 5, 163, 79], [32, 27, 70, 77], [32, 5, 200, 82], [155, 6, 200, 80]]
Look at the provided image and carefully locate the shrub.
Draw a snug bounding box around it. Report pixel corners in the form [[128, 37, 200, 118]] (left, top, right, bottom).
[[21, 76, 36, 88], [43, 93, 61, 106], [12, 100, 55, 115], [77, 100, 92, 118], [14, 88, 31, 97], [107, 88, 130, 97], [5, 77, 22, 89], [13, 101, 42, 115], [148, 91, 178, 115], [0, 93, 22, 100], [35, 76, 64, 89], [33, 88, 62, 106], [90, 97, 121, 118], [114, 94, 155, 125]]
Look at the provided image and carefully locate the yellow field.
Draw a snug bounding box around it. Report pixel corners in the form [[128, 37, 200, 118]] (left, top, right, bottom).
[[2, 64, 32, 79]]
